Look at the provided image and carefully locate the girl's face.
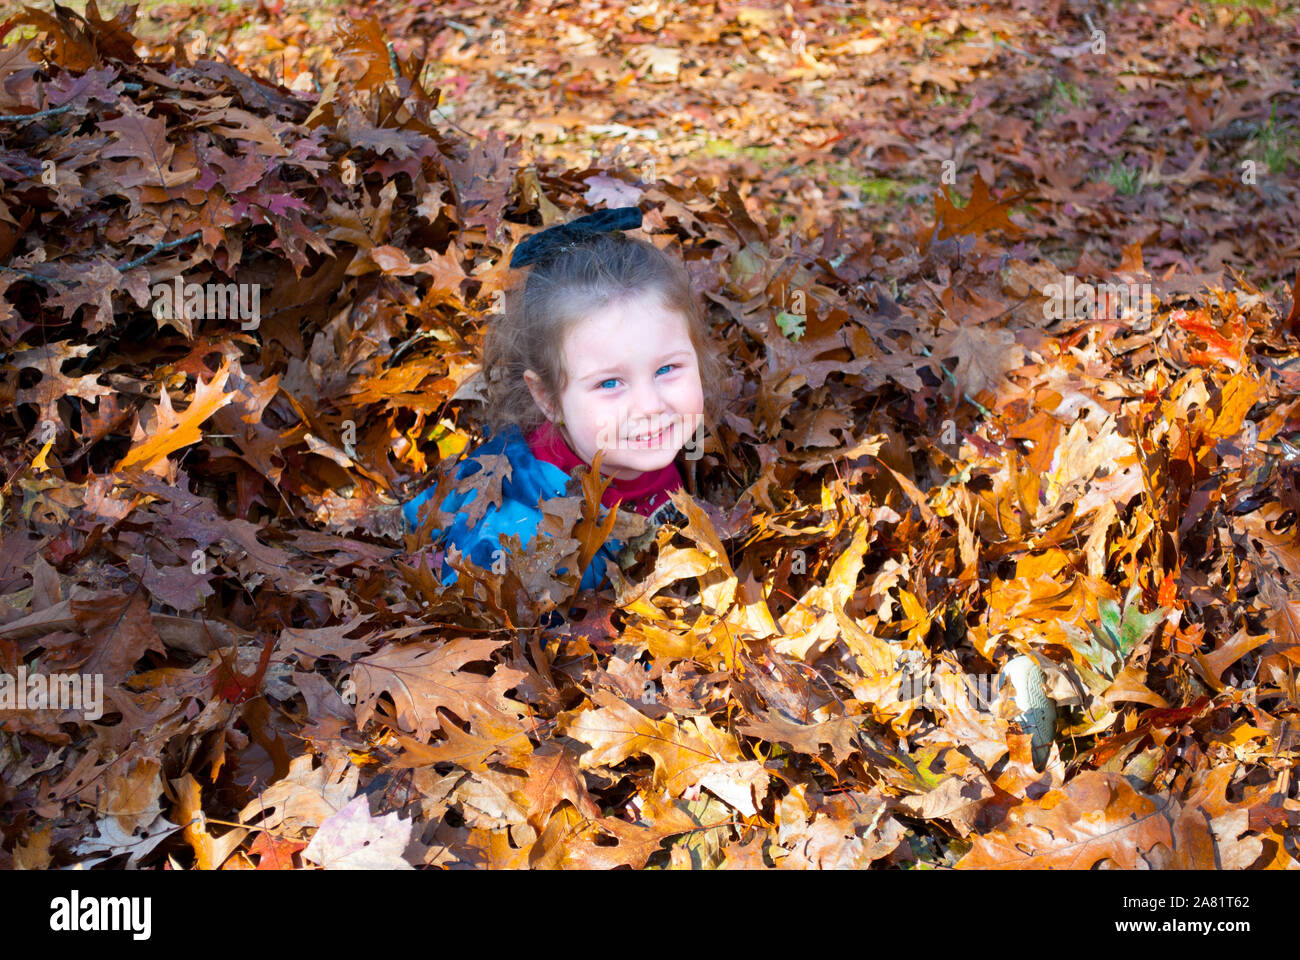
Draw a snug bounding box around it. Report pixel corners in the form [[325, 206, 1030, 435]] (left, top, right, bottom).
[[524, 289, 704, 481]]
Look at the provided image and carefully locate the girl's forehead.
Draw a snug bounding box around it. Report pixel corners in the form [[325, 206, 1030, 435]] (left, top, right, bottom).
[[566, 299, 694, 350], [562, 308, 696, 378]]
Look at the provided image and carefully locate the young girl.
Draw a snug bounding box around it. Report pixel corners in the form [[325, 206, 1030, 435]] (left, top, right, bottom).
[[403, 205, 726, 594]]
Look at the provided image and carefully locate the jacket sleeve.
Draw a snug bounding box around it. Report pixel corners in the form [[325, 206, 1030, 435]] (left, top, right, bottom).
[[403, 458, 622, 592], [403, 482, 547, 587]]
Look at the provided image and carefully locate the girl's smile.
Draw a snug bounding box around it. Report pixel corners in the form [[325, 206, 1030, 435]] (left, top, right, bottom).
[[628, 424, 668, 446]]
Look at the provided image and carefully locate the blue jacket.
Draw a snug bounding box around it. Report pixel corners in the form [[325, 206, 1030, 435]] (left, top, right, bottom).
[[402, 423, 624, 593]]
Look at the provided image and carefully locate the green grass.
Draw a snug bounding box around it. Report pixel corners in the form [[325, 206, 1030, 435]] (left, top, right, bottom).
[[822, 164, 917, 200], [1092, 158, 1144, 195], [696, 137, 777, 165], [931, 90, 973, 109], [1253, 103, 1300, 174], [1033, 77, 1090, 126], [696, 138, 920, 203]]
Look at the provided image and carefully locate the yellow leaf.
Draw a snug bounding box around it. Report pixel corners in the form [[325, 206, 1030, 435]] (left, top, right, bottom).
[[1208, 372, 1263, 439], [899, 588, 931, 645], [431, 420, 469, 460], [116, 360, 235, 473], [30, 438, 53, 473]]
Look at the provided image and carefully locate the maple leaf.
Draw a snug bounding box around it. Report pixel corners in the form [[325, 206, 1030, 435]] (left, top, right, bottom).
[[346, 636, 527, 740], [930, 322, 1026, 403], [238, 754, 358, 837], [923, 172, 1025, 252], [302, 795, 413, 870], [15, 342, 114, 435], [561, 688, 748, 797], [248, 831, 306, 870]]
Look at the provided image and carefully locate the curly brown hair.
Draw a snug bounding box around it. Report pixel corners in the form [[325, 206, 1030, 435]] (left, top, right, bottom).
[[480, 228, 727, 448]]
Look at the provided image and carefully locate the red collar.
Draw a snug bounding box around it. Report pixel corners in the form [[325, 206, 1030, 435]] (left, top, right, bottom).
[[526, 420, 683, 517]]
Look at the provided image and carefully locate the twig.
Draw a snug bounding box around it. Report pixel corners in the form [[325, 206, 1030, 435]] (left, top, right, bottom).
[[0, 81, 140, 124], [118, 230, 202, 272], [0, 103, 74, 123], [201, 815, 299, 840], [1, 268, 60, 288]]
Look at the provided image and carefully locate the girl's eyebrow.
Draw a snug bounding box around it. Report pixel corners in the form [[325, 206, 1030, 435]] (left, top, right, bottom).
[[582, 348, 694, 381]]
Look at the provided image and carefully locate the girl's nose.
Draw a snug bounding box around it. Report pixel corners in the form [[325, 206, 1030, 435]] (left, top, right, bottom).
[[630, 378, 669, 418]]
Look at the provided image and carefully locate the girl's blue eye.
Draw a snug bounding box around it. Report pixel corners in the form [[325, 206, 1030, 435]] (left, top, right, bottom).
[[596, 364, 678, 391]]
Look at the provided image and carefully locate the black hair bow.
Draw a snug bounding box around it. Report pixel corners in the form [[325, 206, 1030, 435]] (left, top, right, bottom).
[[510, 206, 643, 268]]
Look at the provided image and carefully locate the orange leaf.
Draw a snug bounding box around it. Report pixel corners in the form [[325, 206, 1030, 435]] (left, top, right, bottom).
[[924, 172, 1025, 252], [571, 447, 620, 586], [115, 360, 235, 472], [173, 774, 247, 870], [248, 831, 305, 870]]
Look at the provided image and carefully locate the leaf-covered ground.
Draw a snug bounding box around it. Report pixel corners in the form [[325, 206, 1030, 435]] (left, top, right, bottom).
[[1, 0, 1299, 869]]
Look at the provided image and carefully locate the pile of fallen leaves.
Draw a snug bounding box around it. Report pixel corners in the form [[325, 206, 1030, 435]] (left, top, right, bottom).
[[1, 0, 1299, 869]]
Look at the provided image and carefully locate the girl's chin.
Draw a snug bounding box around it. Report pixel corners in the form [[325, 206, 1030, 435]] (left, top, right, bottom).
[[604, 447, 680, 477]]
